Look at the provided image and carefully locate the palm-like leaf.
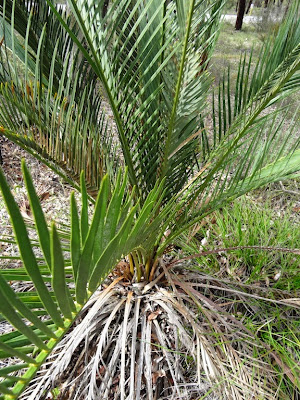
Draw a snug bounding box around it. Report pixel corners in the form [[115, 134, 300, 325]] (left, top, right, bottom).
[[0, 0, 299, 206], [1, 0, 226, 199], [0, 161, 171, 398], [0, 1, 74, 89], [0, 0, 117, 194]]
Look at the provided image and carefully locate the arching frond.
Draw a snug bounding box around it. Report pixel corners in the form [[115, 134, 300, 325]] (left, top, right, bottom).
[[0, 1, 117, 194], [44, 0, 225, 200], [207, 1, 300, 154], [0, 162, 169, 398]]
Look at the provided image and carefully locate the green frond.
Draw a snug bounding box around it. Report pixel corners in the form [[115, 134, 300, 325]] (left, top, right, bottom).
[[0, 162, 169, 397], [1, 0, 299, 206], [41, 0, 225, 201], [0, 1, 119, 193], [208, 1, 300, 153], [160, 107, 300, 253]]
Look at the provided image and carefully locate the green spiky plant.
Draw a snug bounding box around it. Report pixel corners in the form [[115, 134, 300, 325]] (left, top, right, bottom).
[[0, 0, 300, 399]]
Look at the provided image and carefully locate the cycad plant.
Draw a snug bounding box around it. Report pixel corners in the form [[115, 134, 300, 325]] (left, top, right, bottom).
[[0, 0, 299, 399]]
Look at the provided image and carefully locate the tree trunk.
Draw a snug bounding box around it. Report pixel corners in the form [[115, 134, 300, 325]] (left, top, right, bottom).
[[264, 0, 269, 7], [246, 0, 253, 13], [235, 0, 246, 30]]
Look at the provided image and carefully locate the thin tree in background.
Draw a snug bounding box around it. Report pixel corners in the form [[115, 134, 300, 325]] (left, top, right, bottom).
[[246, 0, 253, 13], [235, 0, 246, 30]]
